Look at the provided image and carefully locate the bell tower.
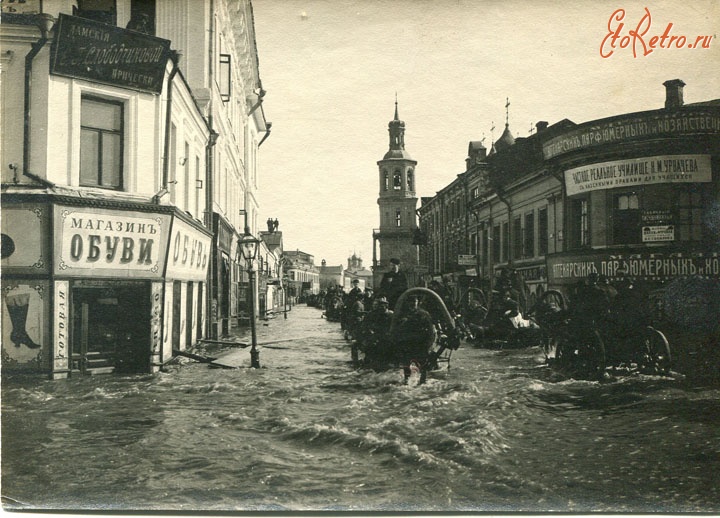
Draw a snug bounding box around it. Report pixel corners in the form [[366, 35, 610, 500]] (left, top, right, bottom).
[[372, 98, 420, 287]]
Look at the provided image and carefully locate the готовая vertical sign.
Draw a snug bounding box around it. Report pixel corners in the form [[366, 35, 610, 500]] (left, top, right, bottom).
[[50, 13, 171, 94]]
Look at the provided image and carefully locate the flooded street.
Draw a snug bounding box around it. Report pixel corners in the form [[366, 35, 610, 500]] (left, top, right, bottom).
[[2, 304, 720, 513]]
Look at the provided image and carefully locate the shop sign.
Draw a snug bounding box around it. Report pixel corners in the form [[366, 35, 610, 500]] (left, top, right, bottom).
[[54, 206, 170, 278], [465, 268, 477, 276], [564, 154, 711, 196], [165, 218, 211, 281], [457, 254, 476, 266], [547, 251, 720, 285], [515, 265, 547, 282], [641, 209, 673, 225], [150, 282, 163, 358], [1, 0, 41, 14], [543, 110, 720, 159], [53, 280, 69, 371], [642, 225, 675, 243], [1, 205, 47, 272], [50, 13, 171, 94]]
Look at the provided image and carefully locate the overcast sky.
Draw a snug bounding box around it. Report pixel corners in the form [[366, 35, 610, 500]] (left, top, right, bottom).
[[252, 0, 720, 267]]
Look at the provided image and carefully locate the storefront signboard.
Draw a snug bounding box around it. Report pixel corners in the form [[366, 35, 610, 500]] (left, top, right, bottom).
[[50, 13, 171, 94], [1, 205, 48, 273], [165, 217, 212, 281], [53, 280, 70, 372], [564, 154, 711, 196], [547, 251, 720, 285], [642, 225, 675, 242], [457, 254, 476, 266], [54, 206, 171, 278], [543, 110, 720, 159]]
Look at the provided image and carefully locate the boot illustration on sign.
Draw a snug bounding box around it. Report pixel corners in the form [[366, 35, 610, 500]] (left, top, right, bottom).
[[5, 293, 41, 349]]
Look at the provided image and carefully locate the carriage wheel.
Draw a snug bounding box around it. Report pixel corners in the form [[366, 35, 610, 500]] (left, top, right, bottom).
[[556, 328, 606, 380], [638, 327, 671, 375]]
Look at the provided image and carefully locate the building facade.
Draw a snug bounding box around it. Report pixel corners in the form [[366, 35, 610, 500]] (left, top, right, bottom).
[[0, 0, 269, 378], [418, 81, 720, 331]]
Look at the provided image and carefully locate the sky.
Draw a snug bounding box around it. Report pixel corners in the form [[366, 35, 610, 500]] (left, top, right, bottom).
[[252, 0, 720, 267]]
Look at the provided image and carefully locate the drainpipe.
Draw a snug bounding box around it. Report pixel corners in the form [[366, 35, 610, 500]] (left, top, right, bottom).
[[160, 53, 180, 192], [205, 0, 217, 339], [22, 13, 56, 188]]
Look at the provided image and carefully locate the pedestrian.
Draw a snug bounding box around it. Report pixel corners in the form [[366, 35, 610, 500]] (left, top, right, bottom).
[[359, 296, 394, 365], [377, 258, 408, 310]]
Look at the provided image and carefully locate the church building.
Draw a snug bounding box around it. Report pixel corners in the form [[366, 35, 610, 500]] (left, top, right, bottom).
[[372, 101, 422, 288]]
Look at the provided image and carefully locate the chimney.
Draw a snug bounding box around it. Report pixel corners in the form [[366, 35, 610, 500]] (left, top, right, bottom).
[[663, 79, 686, 109], [536, 121, 549, 133]]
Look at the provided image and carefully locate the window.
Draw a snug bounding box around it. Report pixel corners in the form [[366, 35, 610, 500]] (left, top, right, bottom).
[[482, 226, 489, 268], [219, 54, 231, 102], [75, 0, 117, 25], [513, 216, 523, 260], [393, 171, 402, 190], [571, 198, 590, 248], [395, 209, 401, 227], [407, 169, 413, 191], [677, 187, 703, 241], [492, 224, 501, 262], [129, 0, 156, 35], [524, 212, 535, 258], [80, 97, 123, 190], [538, 207, 548, 256], [470, 232, 478, 255], [472, 186, 480, 199], [613, 192, 640, 244], [502, 221, 509, 262], [383, 170, 389, 191]]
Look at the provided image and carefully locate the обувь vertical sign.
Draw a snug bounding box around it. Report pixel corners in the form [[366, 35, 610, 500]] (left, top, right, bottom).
[[49, 13, 171, 94]]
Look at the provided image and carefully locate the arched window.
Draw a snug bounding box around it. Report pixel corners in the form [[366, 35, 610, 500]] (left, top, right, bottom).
[[395, 209, 401, 227], [393, 171, 402, 190], [407, 169, 413, 191], [383, 170, 389, 191]]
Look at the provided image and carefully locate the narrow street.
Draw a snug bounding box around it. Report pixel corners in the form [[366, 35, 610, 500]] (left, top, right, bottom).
[[2, 304, 719, 512]]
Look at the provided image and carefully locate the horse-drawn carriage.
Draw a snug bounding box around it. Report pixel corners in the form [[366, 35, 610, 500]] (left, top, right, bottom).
[[353, 287, 462, 384], [533, 288, 672, 380]]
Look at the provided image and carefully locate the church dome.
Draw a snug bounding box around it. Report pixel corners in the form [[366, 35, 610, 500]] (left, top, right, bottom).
[[494, 124, 515, 152]]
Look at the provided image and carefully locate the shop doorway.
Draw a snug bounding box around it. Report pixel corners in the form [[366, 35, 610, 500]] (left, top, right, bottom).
[[71, 284, 151, 375]]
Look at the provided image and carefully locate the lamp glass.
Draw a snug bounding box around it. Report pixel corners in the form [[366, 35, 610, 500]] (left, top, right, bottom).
[[239, 234, 259, 261]]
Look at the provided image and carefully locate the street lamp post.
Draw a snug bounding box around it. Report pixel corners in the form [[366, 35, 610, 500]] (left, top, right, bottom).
[[239, 227, 260, 368], [282, 274, 289, 319]]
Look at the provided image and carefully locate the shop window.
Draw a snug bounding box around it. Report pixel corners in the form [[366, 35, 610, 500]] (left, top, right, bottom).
[[677, 188, 703, 242], [538, 207, 548, 256], [613, 192, 640, 244], [80, 97, 123, 190], [524, 211, 535, 258], [571, 198, 589, 248]]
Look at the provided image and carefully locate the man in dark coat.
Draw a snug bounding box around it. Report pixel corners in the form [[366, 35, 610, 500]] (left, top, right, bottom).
[[377, 258, 408, 310], [392, 295, 436, 382]]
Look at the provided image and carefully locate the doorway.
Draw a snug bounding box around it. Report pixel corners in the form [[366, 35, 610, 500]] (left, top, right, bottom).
[[71, 283, 151, 375]]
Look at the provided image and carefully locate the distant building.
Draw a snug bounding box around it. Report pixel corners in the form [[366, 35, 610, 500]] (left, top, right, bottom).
[[344, 253, 373, 290], [319, 260, 345, 292], [282, 250, 320, 299]]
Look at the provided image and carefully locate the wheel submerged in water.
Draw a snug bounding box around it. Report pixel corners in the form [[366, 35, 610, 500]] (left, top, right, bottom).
[[638, 327, 672, 375]]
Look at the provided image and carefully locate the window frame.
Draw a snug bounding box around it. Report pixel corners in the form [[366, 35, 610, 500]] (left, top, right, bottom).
[[79, 95, 124, 191]]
